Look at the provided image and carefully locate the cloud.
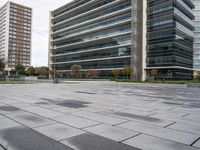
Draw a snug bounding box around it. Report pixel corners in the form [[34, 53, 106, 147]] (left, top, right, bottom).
[[0, 0, 73, 67]]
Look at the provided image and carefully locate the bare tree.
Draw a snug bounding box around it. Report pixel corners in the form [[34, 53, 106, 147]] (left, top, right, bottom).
[[112, 69, 120, 80], [122, 66, 133, 79], [85, 68, 98, 78], [150, 69, 158, 80]]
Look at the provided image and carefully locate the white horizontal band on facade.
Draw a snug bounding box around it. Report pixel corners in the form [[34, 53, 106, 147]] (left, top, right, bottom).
[[50, 55, 131, 65], [52, 7, 131, 35], [50, 44, 131, 57], [51, 31, 131, 50], [52, 0, 96, 20], [145, 66, 195, 71], [55, 68, 124, 72], [52, 19, 131, 43], [52, 0, 125, 27]]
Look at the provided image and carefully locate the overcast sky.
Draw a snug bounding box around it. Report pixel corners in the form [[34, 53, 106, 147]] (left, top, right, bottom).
[[0, 0, 73, 67]]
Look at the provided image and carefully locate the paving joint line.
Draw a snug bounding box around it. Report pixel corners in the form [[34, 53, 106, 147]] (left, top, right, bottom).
[[120, 133, 142, 143], [0, 144, 7, 150], [81, 123, 103, 129], [163, 121, 176, 128], [113, 120, 132, 126], [191, 137, 200, 146], [182, 113, 190, 117]]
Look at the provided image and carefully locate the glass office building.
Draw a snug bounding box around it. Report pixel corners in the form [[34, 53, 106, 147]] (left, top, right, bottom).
[[192, 0, 200, 70], [147, 0, 194, 79], [0, 1, 32, 74], [49, 0, 194, 80]]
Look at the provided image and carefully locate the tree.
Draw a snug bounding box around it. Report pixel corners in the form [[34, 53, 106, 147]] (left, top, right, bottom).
[[35, 67, 49, 77], [150, 69, 158, 80], [85, 69, 98, 78], [70, 64, 82, 77], [15, 64, 25, 75], [122, 66, 133, 79], [0, 59, 5, 73], [112, 69, 120, 80], [194, 71, 200, 80], [25, 66, 35, 76]]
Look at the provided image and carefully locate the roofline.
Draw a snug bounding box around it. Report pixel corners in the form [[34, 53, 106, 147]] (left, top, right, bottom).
[[0, 1, 9, 10], [9, 1, 32, 10], [51, 0, 77, 13], [1, 1, 32, 10]]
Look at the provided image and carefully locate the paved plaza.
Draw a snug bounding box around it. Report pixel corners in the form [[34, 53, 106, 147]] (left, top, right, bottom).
[[0, 81, 200, 150]]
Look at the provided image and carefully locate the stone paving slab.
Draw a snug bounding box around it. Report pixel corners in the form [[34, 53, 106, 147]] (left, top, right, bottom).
[[52, 107, 80, 113], [84, 124, 140, 142], [0, 105, 21, 114], [79, 106, 109, 113], [116, 108, 155, 116], [52, 114, 101, 129], [124, 105, 157, 112], [2, 102, 33, 108], [184, 114, 200, 121], [118, 121, 199, 145], [6, 111, 56, 128], [0, 126, 73, 150], [34, 123, 85, 141], [167, 122, 200, 135], [71, 111, 128, 125], [33, 102, 60, 109], [109, 112, 174, 127], [61, 133, 140, 150], [0, 118, 21, 130], [151, 113, 200, 126], [21, 106, 64, 118], [123, 134, 199, 150], [152, 109, 189, 117], [85, 103, 125, 112]]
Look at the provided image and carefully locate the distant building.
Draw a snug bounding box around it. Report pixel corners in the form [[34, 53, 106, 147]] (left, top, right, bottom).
[[49, 0, 194, 80], [192, 0, 200, 70], [0, 1, 32, 74]]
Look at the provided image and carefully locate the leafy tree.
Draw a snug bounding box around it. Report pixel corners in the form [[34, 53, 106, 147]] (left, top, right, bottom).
[[25, 66, 35, 76], [0, 59, 5, 73], [70, 64, 82, 77], [112, 69, 120, 80], [35, 67, 49, 77], [150, 69, 158, 80], [122, 66, 133, 79], [194, 71, 200, 80], [15, 64, 25, 75]]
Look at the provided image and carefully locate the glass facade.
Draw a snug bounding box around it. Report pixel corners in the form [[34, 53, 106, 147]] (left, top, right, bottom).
[[192, 0, 200, 70], [50, 0, 132, 77], [49, 0, 195, 80], [147, 0, 194, 79]]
